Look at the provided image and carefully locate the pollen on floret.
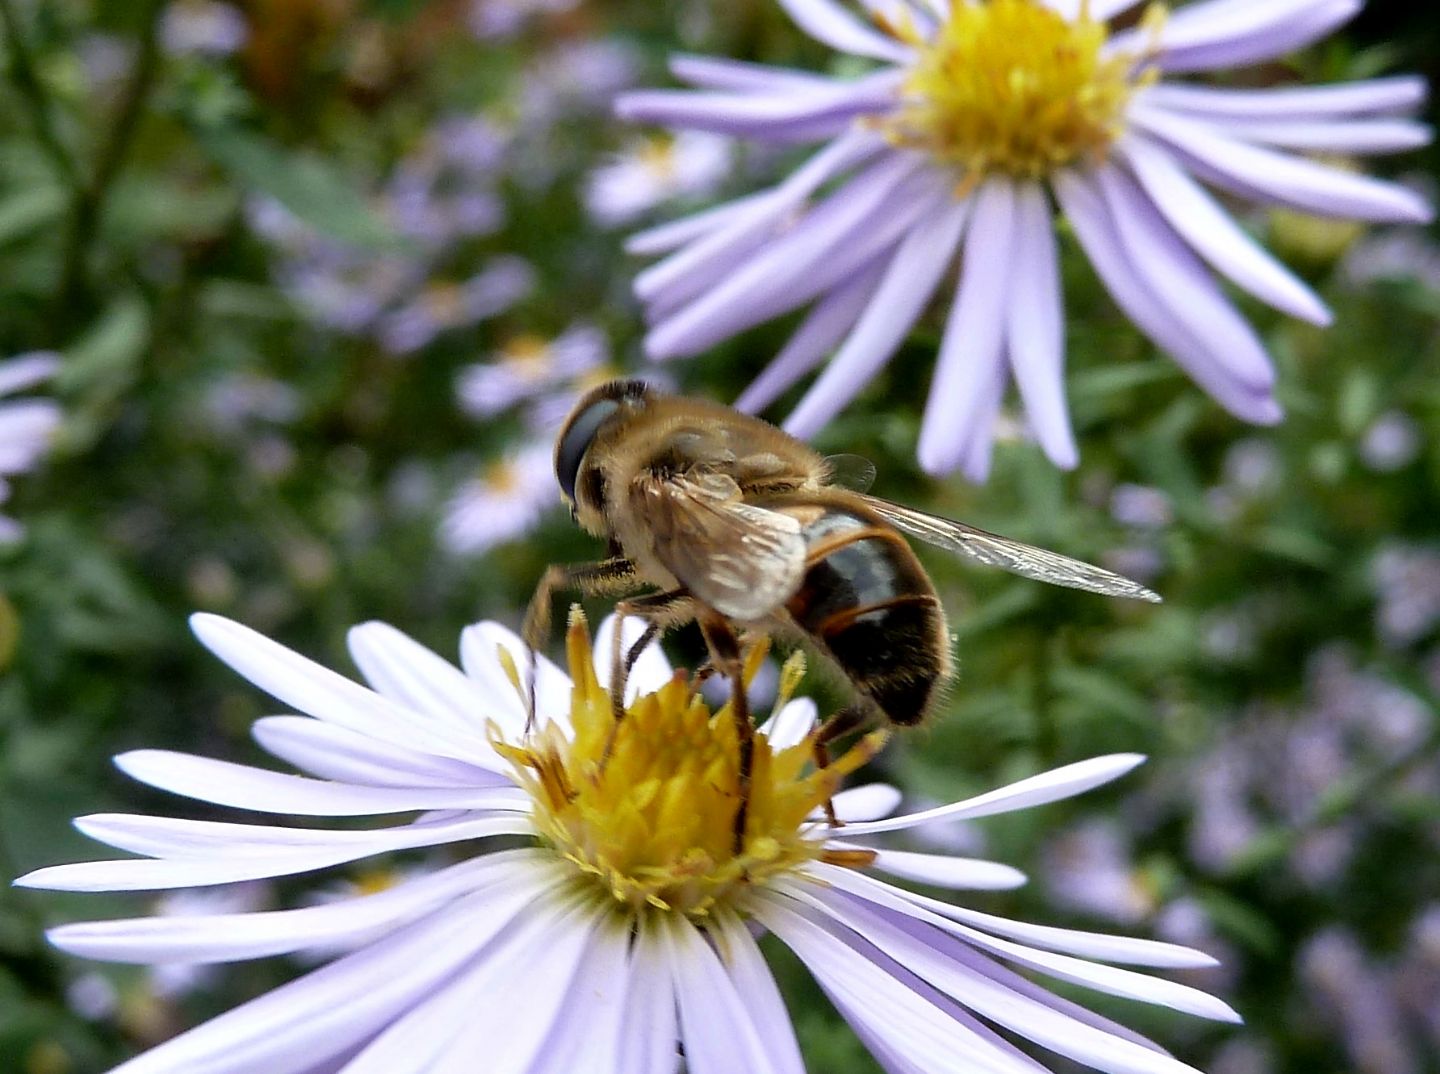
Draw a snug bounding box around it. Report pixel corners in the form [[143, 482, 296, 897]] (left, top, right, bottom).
[[495, 608, 888, 917], [885, 0, 1165, 183]]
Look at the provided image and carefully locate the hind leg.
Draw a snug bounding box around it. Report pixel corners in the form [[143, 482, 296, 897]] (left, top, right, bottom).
[[811, 702, 882, 827]]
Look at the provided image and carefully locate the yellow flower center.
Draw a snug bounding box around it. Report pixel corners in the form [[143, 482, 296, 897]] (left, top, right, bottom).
[[885, 0, 1163, 182], [496, 611, 887, 917], [481, 458, 520, 493], [498, 333, 554, 380]]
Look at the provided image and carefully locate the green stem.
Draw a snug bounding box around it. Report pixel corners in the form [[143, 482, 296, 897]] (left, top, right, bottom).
[[0, 0, 81, 188]]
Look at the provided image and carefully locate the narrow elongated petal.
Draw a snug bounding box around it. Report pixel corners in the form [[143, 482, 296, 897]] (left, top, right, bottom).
[[592, 613, 674, 699], [1188, 116, 1431, 155], [1119, 135, 1331, 325], [775, 0, 914, 62], [839, 755, 1145, 836], [346, 622, 498, 738], [520, 916, 637, 1074], [47, 852, 547, 964], [1005, 181, 1077, 469], [785, 196, 969, 437], [1141, 77, 1427, 121], [1091, 162, 1275, 392], [711, 912, 807, 1074], [817, 783, 903, 823], [1054, 169, 1284, 423], [458, 621, 571, 731], [0, 352, 60, 396], [1156, 0, 1361, 73], [668, 54, 838, 93], [626, 192, 774, 256], [918, 178, 1018, 475], [1130, 103, 1433, 223], [113, 750, 525, 816], [251, 716, 500, 788], [107, 884, 544, 1074], [760, 698, 818, 750], [865, 849, 1028, 890], [735, 257, 888, 414], [663, 915, 787, 1074], [617, 920, 682, 1074]]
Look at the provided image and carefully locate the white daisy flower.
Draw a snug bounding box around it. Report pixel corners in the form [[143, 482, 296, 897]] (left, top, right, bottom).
[[617, 0, 1432, 478], [455, 323, 610, 421], [0, 351, 62, 542], [17, 610, 1238, 1073], [584, 131, 735, 227], [439, 441, 558, 554]]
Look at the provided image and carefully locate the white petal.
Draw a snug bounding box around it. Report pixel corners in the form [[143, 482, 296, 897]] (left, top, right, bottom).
[[0, 352, 60, 397], [918, 177, 1017, 475], [788, 889, 1208, 1074], [861, 848, 1027, 890], [114, 750, 525, 816], [793, 880, 1239, 1022], [107, 883, 546, 1074], [784, 196, 969, 438], [814, 784, 902, 824], [663, 915, 790, 1074], [346, 622, 498, 738], [1140, 77, 1427, 121], [458, 621, 571, 733], [1195, 116, 1431, 155], [47, 851, 548, 964], [519, 915, 637, 1074], [811, 862, 1218, 968], [838, 754, 1145, 836], [190, 616, 488, 765], [759, 697, 817, 750], [668, 54, 837, 93], [251, 716, 505, 788], [751, 894, 1042, 1074], [617, 918, 682, 1074], [1118, 135, 1331, 325], [710, 913, 806, 1074], [593, 613, 674, 700]]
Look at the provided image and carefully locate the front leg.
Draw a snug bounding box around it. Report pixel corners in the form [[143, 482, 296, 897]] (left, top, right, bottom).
[[522, 557, 639, 731]]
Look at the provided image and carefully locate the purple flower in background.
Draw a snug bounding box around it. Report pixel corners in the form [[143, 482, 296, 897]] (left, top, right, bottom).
[[456, 322, 610, 421], [0, 351, 62, 542], [618, 0, 1432, 477], [584, 132, 734, 226], [440, 440, 557, 553], [160, 1, 247, 57], [16, 613, 1237, 1074]]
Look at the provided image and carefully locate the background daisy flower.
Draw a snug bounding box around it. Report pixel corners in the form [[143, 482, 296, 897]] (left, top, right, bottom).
[[439, 440, 558, 554], [617, 0, 1432, 478], [16, 611, 1236, 1074], [0, 352, 62, 543]]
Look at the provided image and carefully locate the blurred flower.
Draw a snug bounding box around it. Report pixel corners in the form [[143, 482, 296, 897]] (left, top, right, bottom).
[[161, 1, 248, 57], [146, 884, 270, 999], [618, 0, 1430, 477], [377, 258, 537, 355], [456, 323, 610, 421], [440, 440, 557, 554], [0, 352, 62, 543], [65, 971, 119, 1022], [202, 373, 303, 436], [18, 612, 1237, 1073], [1300, 928, 1419, 1074], [1372, 543, 1440, 648], [1043, 818, 1154, 926], [518, 39, 639, 129], [1110, 483, 1174, 530], [467, 0, 581, 40], [1340, 220, 1440, 292], [1358, 410, 1423, 472], [584, 132, 733, 226]]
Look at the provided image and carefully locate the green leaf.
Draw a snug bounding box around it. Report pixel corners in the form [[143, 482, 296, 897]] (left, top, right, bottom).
[[196, 127, 401, 250], [0, 185, 65, 248]]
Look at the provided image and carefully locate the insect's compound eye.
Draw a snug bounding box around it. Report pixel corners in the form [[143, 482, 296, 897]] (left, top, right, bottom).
[[555, 397, 620, 502]]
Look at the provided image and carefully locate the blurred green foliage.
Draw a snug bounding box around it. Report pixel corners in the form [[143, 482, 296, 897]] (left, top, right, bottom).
[[1, 1, 1438, 1072]]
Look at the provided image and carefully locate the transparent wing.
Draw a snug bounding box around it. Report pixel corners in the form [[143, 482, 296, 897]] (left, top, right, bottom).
[[822, 454, 877, 493], [632, 469, 807, 620], [861, 497, 1162, 603]]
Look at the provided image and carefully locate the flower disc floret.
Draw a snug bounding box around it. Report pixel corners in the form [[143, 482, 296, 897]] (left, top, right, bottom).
[[499, 613, 885, 915], [889, 0, 1156, 180]]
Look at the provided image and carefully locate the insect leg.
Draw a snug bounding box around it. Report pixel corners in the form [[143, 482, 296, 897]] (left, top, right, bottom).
[[698, 613, 754, 855], [600, 589, 691, 765], [812, 703, 881, 827], [521, 557, 638, 732]]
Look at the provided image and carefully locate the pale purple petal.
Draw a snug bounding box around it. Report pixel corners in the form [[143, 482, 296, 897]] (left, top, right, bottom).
[[458, 621, 571, 732], [521, 915, 636, 1074], [0, 352, 60, 396], [775, 0, 914, 62], [735, 257, 888, 414], [818, 783, 903, 823], [113, 750, 524, 815], [47, 852, 545, 964], [1005, 181, 1077, 469], [105, 884, 545, 1074], [837, 754, 1145, 836], [1090, 162, 1275, 392], [16, 814, 530, 891], [1114, 0, 1362, 73], [918, 178, 1017, 475], [251, 716, 499, 788], [759, 697, 818, 750], [1118, 134, 1331, 324], [1053, 169, 1284, 423], [626, 192, 774, 256], [955, 363, 1007, 482], [710, 912, 807, 1074], [808, 861, 1220, 968], [615, 919, 682, 1074], [1130, 104, 1432, 222], [1181, 116, 1430, 155], [664, 914, 787, 1074], [792, 891, 1208, 1074], [784, 196, 970, 438], [1141, 77, 1427, 121], [861, 848, 1028, 890], [668, 54, 838, 93], [346, 622, 501, 740], [636, 130, 883, 309]]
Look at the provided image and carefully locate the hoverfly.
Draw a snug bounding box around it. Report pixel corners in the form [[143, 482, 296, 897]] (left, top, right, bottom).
[[523, 380, 1158, 848]]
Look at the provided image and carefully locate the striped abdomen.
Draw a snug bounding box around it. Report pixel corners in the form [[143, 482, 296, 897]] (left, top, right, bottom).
[[782, 505, 949, 727]]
